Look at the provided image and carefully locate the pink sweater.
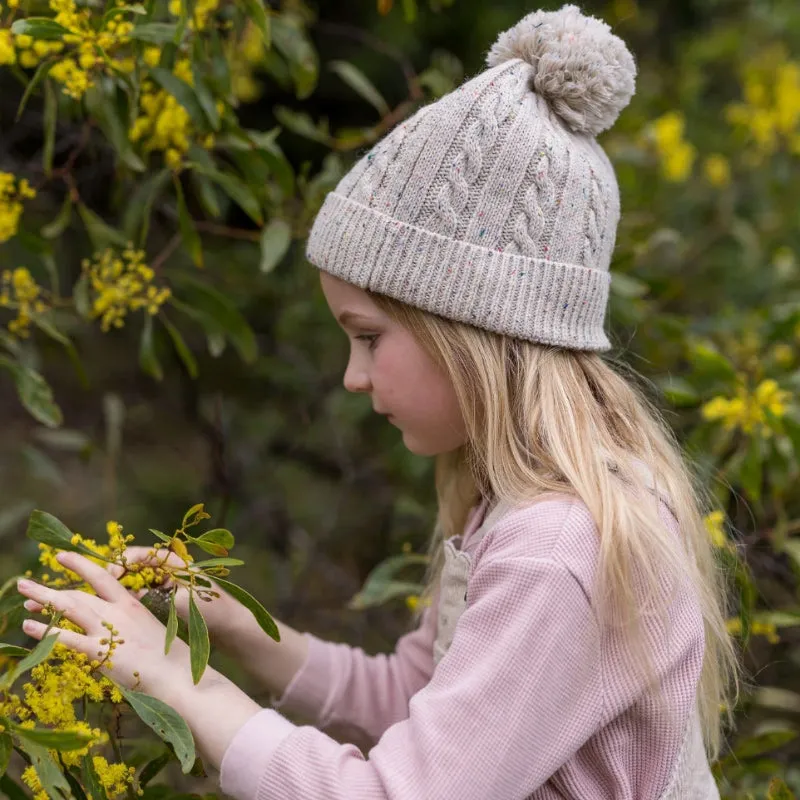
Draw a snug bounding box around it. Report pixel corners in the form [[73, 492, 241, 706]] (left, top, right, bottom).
[[219, 496, 718, 799]]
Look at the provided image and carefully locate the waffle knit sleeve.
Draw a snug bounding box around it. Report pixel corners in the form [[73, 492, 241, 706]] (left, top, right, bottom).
[[219, 550, 603, 800], [269, 600, 438, 744]]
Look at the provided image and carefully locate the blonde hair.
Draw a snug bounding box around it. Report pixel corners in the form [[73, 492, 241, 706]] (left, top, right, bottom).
[[370, 291, 739, 759]]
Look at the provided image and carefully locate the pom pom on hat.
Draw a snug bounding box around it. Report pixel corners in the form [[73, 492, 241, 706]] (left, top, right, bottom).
[[486, 4, 636, 136]]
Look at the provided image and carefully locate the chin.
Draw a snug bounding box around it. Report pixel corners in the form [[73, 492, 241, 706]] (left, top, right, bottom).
[[401, 431, 463, 457]]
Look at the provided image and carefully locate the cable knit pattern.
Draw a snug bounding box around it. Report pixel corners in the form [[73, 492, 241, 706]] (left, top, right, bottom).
[[306, 4, 638, 351]]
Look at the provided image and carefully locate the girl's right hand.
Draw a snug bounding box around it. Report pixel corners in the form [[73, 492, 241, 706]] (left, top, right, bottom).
[[106, 547, 239, 648]]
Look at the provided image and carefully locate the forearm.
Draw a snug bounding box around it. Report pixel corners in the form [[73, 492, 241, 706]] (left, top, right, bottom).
[[216, 613, 310, 699], [163, 667, 263, 771]]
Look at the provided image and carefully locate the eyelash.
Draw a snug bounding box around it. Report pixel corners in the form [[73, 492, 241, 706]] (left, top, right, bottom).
[[355, 334, 379, 350]]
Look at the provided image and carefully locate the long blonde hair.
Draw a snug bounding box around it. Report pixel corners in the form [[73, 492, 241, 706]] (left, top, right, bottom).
[[370, 291, 739, 759]]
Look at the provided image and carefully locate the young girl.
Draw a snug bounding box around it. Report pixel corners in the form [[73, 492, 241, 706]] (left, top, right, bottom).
[[17, 5, 739, 798]]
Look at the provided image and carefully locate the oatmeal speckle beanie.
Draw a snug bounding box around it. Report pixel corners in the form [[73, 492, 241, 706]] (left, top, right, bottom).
[[306, 4, 637, 351]]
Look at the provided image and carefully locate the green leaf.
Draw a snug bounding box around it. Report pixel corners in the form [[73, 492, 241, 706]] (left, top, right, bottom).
[[0, 644, 30, 657], [122, 168, 171, 246], [26, 509, 114, 563], [196, 528, 234, 550], [11, 18, 70, 40], [128, 22, 179, 44], [161, 316, 198, 379], [149, 67, 209, 131], [273, 106, 331, 145], [0, 732, 11, 777], [401, 0, 417, 22], [182, 503, 206, 527], [116, 686, 196, 773], [733, 729, 796, 759], [16, 740, 75, 799], [139, 315, 163, 381], [165, 591, 178, 655], [10, 723, 95, 751], [2, 634, 58, 691], [84, 85, 146, 173], [237, 0, 270, 47], [138, 749, 172, 787], [187, 164, 263, 224], [687, 340, 737, 384], [329, 60, 389, 116], [0, 775, 30, 800], [259, 218, 291, 273], [149, 528, 173, 544], [42, 195, 73, 239], [768, 777, 797, 800], [32, 317, 88, 389], [80, 754, 108, 800], [0, 357, 63, 428], [173, 176, 203, 268], [739, 435, 763, 502], [43, 80, 57, 177], [192, 557, 244, 568], [188, 594, 210, 684], [347, 553, 430, 610], [77, 205, 129, 251], [212, 577, 279, 642], [190, 66, 220, 132], [271, 15, 318, 99], [16, 58, 56, 121], [72, 274, 91, 319], [170, 277, 257, 363]]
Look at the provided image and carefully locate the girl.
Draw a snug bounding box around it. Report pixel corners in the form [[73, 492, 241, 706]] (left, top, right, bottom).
[[17, 5, 739, 798]]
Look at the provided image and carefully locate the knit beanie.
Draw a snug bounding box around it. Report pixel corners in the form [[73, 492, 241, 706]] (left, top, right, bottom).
[[306, 4, 637, 351]]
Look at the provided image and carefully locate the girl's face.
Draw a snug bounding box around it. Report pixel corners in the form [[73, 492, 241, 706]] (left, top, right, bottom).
[[320, 272, 467, 456]]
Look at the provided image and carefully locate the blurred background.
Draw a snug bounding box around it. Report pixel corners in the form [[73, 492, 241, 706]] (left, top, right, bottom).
[[2, 0, 800, 795]]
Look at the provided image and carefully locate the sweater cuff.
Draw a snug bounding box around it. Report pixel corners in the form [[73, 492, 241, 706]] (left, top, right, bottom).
[[270, 631, 332, 724], [219, 708, 296, 800]]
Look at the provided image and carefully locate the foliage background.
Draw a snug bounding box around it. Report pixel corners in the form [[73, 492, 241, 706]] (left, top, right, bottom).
[[2, 0, 800, 796]]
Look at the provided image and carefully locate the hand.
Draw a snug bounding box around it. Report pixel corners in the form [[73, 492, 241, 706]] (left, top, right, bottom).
[[109, 546, 241, 650], [17, 551, 217, 700]]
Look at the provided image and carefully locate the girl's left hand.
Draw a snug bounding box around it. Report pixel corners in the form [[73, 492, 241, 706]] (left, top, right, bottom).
[[17, 550, 206, 698]]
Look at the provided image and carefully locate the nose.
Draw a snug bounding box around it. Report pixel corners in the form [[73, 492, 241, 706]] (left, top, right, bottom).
[[343, 354, 371, 393]]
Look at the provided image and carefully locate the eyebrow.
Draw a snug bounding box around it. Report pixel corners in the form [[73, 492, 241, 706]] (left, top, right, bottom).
[[337, 311, 377, 327]]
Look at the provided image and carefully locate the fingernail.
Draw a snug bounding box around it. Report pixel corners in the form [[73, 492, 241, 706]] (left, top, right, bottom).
[[22, 619, 36, 632], [17, 579, 32, 590], [55, 552, 68, 564], [23, 600, 36, 611]]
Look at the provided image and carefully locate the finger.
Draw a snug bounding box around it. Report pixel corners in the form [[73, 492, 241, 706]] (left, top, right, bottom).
[[54, 552, 130, 603], [17, 580, 102, 632], [23, 599, 44, 612], [22, 618, 90, 654]]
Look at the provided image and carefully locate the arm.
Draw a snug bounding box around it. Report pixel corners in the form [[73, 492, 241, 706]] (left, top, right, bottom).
[[216, 555, 604, 800]]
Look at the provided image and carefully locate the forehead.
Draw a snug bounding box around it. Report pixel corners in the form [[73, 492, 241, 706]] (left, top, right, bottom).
[[319, 272, 382, 317]]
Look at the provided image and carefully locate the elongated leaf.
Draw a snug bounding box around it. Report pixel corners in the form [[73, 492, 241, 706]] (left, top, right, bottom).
[[2, 634, 58, 691], [10, 723, 94, 751], [117, 686, 195, 772], [84, 85, 145, 173], [182, 503, 206, 526], [128, 21, 178, 43], [329, 60, 389, 116], [188, 594, 210, 684], [0, 775, 29, 799], [11, 18, 70, 40], [768, 777, 797, 800], [740, 435, 763, 502], [238, 0, 270, 47], [149, 528, 173, 544], [274, 106, 330, 145], [42, 195, 73, 239], [26, 509, 115, 563], [190, 66, 220, 132], [16, 58, 56, 121], [43, 80, 57, 177], [161, 316, 198, 378], [80, 754, 108, 800], [0, 644, 30, 657], [149, 68, 209, 131], [0, 357, 62, 428], [733, 729, 796, 759], [196, 528, 234, 549], [138, 749, 172, 787], [0, 732, 11, 777], [32, 317, 88, 389], [170, 277, 257, 363], [165, 591, 178, 655], [192, 557, 244, 568], [213, 577, 279, 641], [259, 218, 291, 273], [139, 315, 164, 381], [78, 205, 129, 250], [173, 176, 203, 268], [16, 740, 74, 799], [271, 15, 318, 99], [188, 164, 263, 224], [347, 553, 429, 609]]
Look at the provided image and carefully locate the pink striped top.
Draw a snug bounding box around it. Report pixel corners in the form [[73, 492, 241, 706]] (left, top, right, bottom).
[[219, 495, 718, 799]]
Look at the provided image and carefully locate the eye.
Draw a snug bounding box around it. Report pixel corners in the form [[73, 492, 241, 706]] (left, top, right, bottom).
[[355, 334, 380, 351]]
